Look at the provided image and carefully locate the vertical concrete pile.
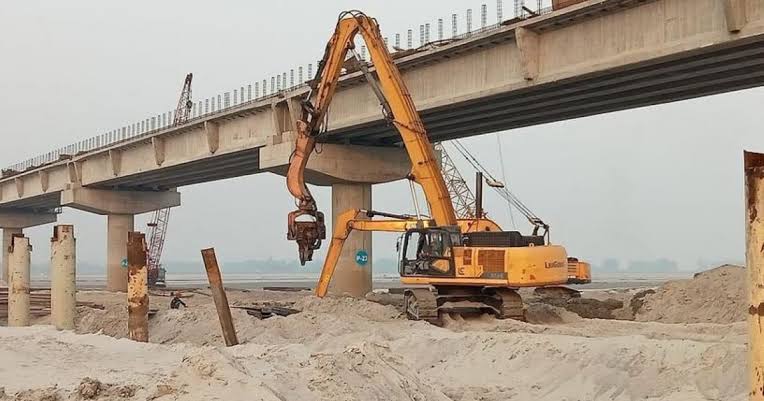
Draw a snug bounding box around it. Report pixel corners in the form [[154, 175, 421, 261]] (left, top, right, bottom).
[[2, 228, 22, 284], [8, 234, 31, 327], [51, 225, 76, 330]]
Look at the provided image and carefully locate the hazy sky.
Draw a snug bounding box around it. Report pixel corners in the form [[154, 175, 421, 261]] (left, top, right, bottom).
[[1, 0, 761, 271]]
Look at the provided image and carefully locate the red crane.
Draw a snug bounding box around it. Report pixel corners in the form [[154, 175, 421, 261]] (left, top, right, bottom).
[[147, 73, 193, 288]]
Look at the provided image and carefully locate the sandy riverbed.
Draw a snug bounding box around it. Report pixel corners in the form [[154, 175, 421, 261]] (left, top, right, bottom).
[[0, 266, 749, 401]]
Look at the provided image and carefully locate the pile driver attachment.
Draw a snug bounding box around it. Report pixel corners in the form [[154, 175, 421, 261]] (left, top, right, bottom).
[[287, 199, 326, 265]]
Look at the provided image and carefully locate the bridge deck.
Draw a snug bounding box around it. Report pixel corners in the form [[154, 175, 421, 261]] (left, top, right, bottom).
[[0, 0, 761, 212]]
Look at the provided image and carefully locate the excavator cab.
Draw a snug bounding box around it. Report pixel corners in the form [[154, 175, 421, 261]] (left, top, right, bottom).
[[399, 227, 461, 277]]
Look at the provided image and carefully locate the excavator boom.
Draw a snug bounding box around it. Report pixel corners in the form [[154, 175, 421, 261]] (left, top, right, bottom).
[[315, 209, 440, 297], [286, 11, 457, 264]]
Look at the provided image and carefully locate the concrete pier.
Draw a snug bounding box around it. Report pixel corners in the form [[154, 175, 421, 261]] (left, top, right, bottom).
[[8, 235, 31, 327], [1, 211, 58, 283], [107, 214, 134, 292], [60, 187, 179, 291], [262, 140, 410, 297], [329, 183, 372, 298], [51, 225, 76, 330], [2, 228, 22, 284]]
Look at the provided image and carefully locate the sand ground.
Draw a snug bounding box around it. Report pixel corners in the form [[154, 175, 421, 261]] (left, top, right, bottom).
[[0, 278, 748, 401]]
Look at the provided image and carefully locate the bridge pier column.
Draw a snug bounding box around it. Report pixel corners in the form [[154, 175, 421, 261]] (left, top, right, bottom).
[[0, 211, 58, 284], [8, 235, 31, 327], [261, 136, 411, 298], [107, 214, 134, 292], [2, 228, 22, 284], [61, 186, 180, 292], [329, 183, 372, 298]]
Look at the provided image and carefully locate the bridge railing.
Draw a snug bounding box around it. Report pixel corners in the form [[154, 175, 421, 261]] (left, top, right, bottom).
[[1, 78, 311, 178], [2, 1, 554, 179]]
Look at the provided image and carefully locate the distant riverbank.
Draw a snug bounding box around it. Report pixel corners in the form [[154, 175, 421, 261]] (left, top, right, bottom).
[[29, 271, 693, 291]]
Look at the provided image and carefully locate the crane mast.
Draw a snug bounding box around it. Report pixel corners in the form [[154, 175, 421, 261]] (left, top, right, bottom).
[[450, 139, 550, 238], [147, 73, 192, 288], [434, 142, 477, 220], [173, 73, 194, 125]]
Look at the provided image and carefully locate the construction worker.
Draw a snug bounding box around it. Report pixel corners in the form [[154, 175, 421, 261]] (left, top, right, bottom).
[[170, 291, 186, 309]]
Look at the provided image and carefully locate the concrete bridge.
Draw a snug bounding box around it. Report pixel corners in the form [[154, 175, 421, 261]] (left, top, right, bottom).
[[1, 0, 761, 294]]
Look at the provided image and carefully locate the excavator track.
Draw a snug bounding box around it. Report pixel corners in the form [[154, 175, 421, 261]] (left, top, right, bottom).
[[404, 288, 441, 325], [404, 286, 527, 324], [493, 288, 526, 321]]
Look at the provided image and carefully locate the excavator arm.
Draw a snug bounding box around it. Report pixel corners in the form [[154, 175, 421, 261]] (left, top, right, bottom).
[[315, 209, 438, 297], [286, 11, 458, 265], [314, 210, 502, 297]]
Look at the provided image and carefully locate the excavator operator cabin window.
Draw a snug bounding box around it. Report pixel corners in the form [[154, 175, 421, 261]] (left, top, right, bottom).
[[429, 231, 447, 258], [405, 231, 423, 261]]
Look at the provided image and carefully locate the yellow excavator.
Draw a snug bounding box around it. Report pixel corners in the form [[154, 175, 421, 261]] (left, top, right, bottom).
[[286, 10, 581, 323]]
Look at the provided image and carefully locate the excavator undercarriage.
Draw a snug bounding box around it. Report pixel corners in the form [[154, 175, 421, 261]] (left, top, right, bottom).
[[404, 286, 525, 325]]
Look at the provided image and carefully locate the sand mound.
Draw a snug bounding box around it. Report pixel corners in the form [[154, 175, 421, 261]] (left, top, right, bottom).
[[0, 320, 746, 401], [149, 306, 258, 345], [526, 303, 583, 324], [75, 306, 128, 338], [74, 293, 405, 347], [294, 295, 402, 321], [4, 289, 753, 401], [636, 265, 745, 324]]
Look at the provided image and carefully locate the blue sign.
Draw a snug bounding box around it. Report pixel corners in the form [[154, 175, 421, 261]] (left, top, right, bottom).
[[355, 250, 369, 266], [120, 258, 128, 268]]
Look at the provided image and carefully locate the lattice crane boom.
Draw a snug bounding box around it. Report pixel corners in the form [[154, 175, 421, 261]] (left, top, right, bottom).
[[173, 73, 193, 125], [450, 139, 550, 239], [433, 142, 477, 219], [147, 73, 192, 287]]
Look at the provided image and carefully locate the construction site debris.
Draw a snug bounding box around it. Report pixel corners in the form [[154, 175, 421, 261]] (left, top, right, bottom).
[[77, 377, 101, 399], [232, 305, 300, 319], [629, 289, 656, 314], [365, 290, 404, 308], [149, 289, 195, 298], [533, 296, 624, 320], [524, 303, 583, 324], [0, 288, 102, 319], [263, 286, 311, 292]]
